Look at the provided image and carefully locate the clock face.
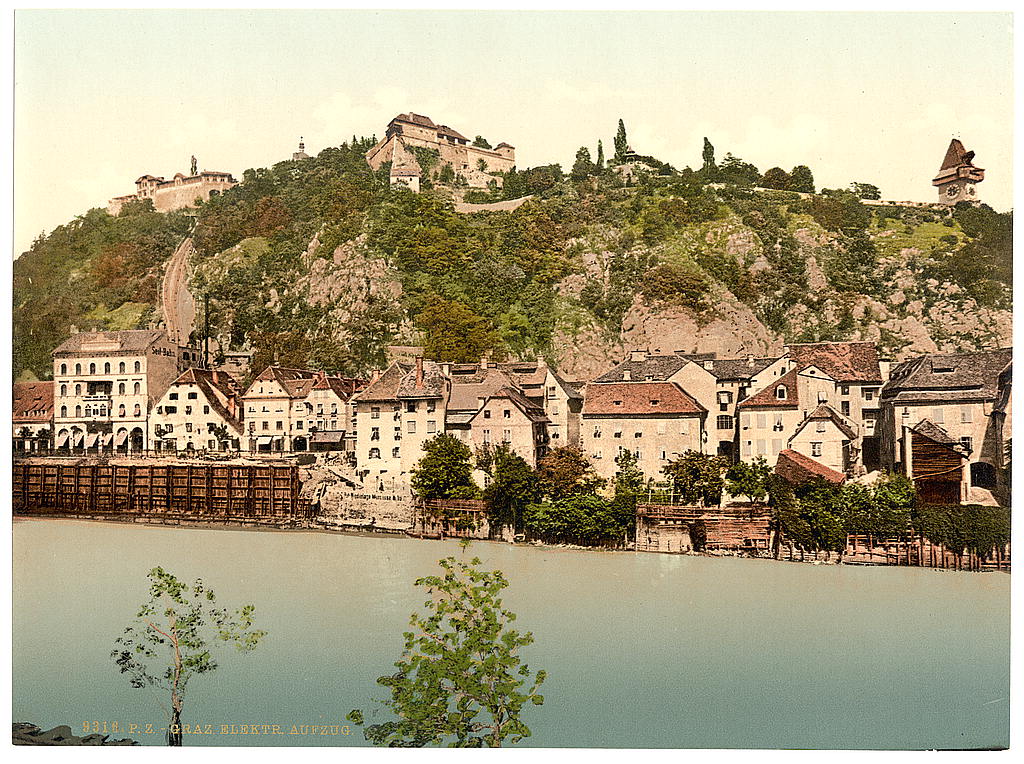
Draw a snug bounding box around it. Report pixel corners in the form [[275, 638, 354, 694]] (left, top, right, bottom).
[[946, 184, 959, 197]]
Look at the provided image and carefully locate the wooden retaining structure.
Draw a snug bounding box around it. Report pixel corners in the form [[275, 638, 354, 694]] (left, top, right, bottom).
[[844, 534, 1010, 572], [636, 503, 773, 554], [413, 499, 492, 540], [12, 462, 314, 524]]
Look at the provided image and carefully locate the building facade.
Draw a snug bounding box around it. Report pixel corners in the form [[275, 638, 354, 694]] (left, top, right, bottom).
[[150, 368, 244, 453], [52, 330, 183, 453], [931, 138, 984, 205], [108, 168, 237, 215], [13, 381, 54, 452]]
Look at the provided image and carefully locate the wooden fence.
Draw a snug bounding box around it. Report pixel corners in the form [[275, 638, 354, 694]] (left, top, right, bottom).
[[413, 499, 492, 540], [844, 534, 1010, 571], [12, 462, 313, 524], [636, 503, 773, 554]]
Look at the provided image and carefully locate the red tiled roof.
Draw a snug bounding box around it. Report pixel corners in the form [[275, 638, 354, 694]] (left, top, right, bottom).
[[786, 342, 882, 383], [582, 381, 705, 417], [13, 381, 53, 423], [739, 369, 799, 409], [775, 449, 846, 485]]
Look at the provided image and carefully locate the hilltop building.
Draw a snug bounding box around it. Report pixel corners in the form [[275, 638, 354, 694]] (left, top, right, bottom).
[[932, 138, 984, 205], [292, 137, 310, 161], [365, 113, 515, 191], [108, 163, 236, 215]]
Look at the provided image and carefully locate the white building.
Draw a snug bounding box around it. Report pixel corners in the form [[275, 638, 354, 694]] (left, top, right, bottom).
[[150, 368, 244, 453]]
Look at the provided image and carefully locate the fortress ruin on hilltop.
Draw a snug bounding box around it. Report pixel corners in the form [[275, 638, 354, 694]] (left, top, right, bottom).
[[107, 160, 237, 216], [365, 113, 515, 192]]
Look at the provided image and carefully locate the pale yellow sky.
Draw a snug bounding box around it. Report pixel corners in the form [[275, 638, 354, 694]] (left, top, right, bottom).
[[13, 10, 1014, 256]]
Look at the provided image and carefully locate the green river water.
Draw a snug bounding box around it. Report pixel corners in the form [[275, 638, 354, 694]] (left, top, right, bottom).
[[12, 518, 1009, 748]]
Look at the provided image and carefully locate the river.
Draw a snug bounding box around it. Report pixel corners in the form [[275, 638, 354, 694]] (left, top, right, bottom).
[[12, 518, 1009, 749]]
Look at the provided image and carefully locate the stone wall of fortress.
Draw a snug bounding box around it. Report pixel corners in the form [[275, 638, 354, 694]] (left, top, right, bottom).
[[366, 133, 515, 177], [107, 177, 236, 216]]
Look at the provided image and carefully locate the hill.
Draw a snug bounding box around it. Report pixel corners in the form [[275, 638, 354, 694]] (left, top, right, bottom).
[[13, 137, 1012, 382]]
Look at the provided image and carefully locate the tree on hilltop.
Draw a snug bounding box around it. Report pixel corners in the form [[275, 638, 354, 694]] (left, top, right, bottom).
[[701, 137, 717, 178], [595, 140, 605, 173], [788, 165, 815, 194], [760, 167, 791, 190], [613, 119, 628, 163], [472, 136, 493, 149], [571, 146, 594, 182]]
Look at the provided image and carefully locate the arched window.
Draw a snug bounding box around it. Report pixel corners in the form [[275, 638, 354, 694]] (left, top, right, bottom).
[[85, 406, 92, 417], [60, 363, 67, 375], [89, 363, 96, 374], [133, 382, 141, 395], [776, 385, 788, 400], [75, 384, 81, 396], [60, 405, 67, 418], [119, 361, 125, 373], [118, 405, 126, 417], [134, 361, 141, 373], [75, 363, 81, 375], [133, 404, 141, 417], [104, 362, 110, 374], [369, 447, 381, 459], [75, 405, 82, 417], [118, 383, 125, 395], [60, 384, 67, 396]]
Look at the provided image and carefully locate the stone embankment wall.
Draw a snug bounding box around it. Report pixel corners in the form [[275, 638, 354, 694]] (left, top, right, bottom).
[[316, 482, 416, 532]]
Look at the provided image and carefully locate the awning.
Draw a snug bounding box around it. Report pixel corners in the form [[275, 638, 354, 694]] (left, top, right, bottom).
[[257, 436, 274, 445], [311, 430, 346, 444], [55, 432, 70, 448], [115, 429, 129, 447], [85, 433, 99, 448], [72, 431, 85, 447]]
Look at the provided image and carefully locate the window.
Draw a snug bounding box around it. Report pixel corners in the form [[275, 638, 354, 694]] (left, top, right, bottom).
[[816, 420, 826, 433], [656, 423, 666, 435], [772, 439, 783, 454], [369, 448, 381, 459], [863, 388, 877, 401], [718, 391, 733, 411], [185, 423, 193, 433], [209, 440, 217, 450], [60, 405, 67, 417], [75, 363, 81, 375], [134, 361, 141, 373], [371, 407, 380, 419], [164, 424, 173, 433], [840, 385, 850, 396], [262, 421, 269, 431], [75, 384, 81, 396], [932, 408, 944, 423], [756, 439, 766, 455], [119, 405, 125, 417], [169, 393, 178, 400], [902, 407, 910, 418], [60, 363, 67, 376], [407, 420, 417, 434], [296, 421, 304, 430], [103, 362, 110, 374], [427, 420, 436, 433], [717, 415, 733, 430], [811, 442, 822, 457], [547, 386, 556, 399], [276, 421, 284, 430], [817, 391, 828, 404], [741, 414, 751, 430], [840, 401, 850, 416], [426, 401, 435, 412], [59, 384, 66, 396], [960, 407, 973, 424], [392, 447, 400, 458], [85, 406, 92, 417], [503, 409, 511, 419], [593, 427, 602, 438], [133, 382, 140, 395], [776, 385, 788, 400], [406, 401, 416, 413], [74, 405, 82, 417], [660, 449, 668, 460], [203, 405, 209, 414], [185, 406, 192, 415], [133, 404, 140, 416], [370, 427, 380, 441], [774, 416, 784, 431], [865, 419, 876, 432], [483, 429, 491, 444], [89, 363, 96, 374], [484, 410, 491, 419], [614, 430, 622, 439], [119, 362, 125, 373], [959, 436, 973, 453], [756, 413, 767, 429], [165, 406, 177, 414], [187, 392, 198, 400], [634, 431, 642, 439], [503, 429, 512, 443], [118, 382, 125, 395]]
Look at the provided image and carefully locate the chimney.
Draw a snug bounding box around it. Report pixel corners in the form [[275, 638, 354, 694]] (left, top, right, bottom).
[[371, 369, 382, 383], [629, 350, 646, 362], [703, 360, 714, 371], [746, 354, 754, 365], [879, 359, 892, 382], [415, 356, 424, 389], [441, 362, 451, 377]]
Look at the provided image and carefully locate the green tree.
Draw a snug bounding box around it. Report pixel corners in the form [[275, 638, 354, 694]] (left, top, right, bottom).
[[718, 153, 761, 186], [571, 146, 594, 182], [348, 549, 546, 747], [472, 136, 492, 149], [411, 434, 478, 500], [416, 297, 502, 363], [439, 163, 456, 184], [111, 567, 266, 746], [595, 140, 605, 173], [725, 457, 772, 503], [701, 137, 717, 177], [662, 451, 728, 506], [850, 182, 881, 200], [482, 444, 539, 532], [536, 446, 605, 500], [760, 167, 791, 190], [788, 165, 815, 194], [613, 119, 628, 163], [523, 494, 629, 546]]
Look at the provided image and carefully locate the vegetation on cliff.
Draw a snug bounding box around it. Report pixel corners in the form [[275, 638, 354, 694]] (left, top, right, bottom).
[[13, 126, 1012, 382]]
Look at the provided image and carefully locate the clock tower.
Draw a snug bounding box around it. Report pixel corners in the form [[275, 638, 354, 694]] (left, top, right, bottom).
[[932, 138, 984, 205]]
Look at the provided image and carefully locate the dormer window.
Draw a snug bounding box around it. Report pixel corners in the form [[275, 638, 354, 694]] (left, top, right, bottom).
[[649, 399, 660, 406], [613, 400, 623, 406], [776, 385, 788, 400]]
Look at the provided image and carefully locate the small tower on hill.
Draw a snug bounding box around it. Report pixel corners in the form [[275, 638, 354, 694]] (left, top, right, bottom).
[[292, 137, 309, 161], [932, 138, 984, 205]]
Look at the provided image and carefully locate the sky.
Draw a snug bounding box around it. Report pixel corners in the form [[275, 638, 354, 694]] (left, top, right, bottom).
[[12, 9, 1014, 257]]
